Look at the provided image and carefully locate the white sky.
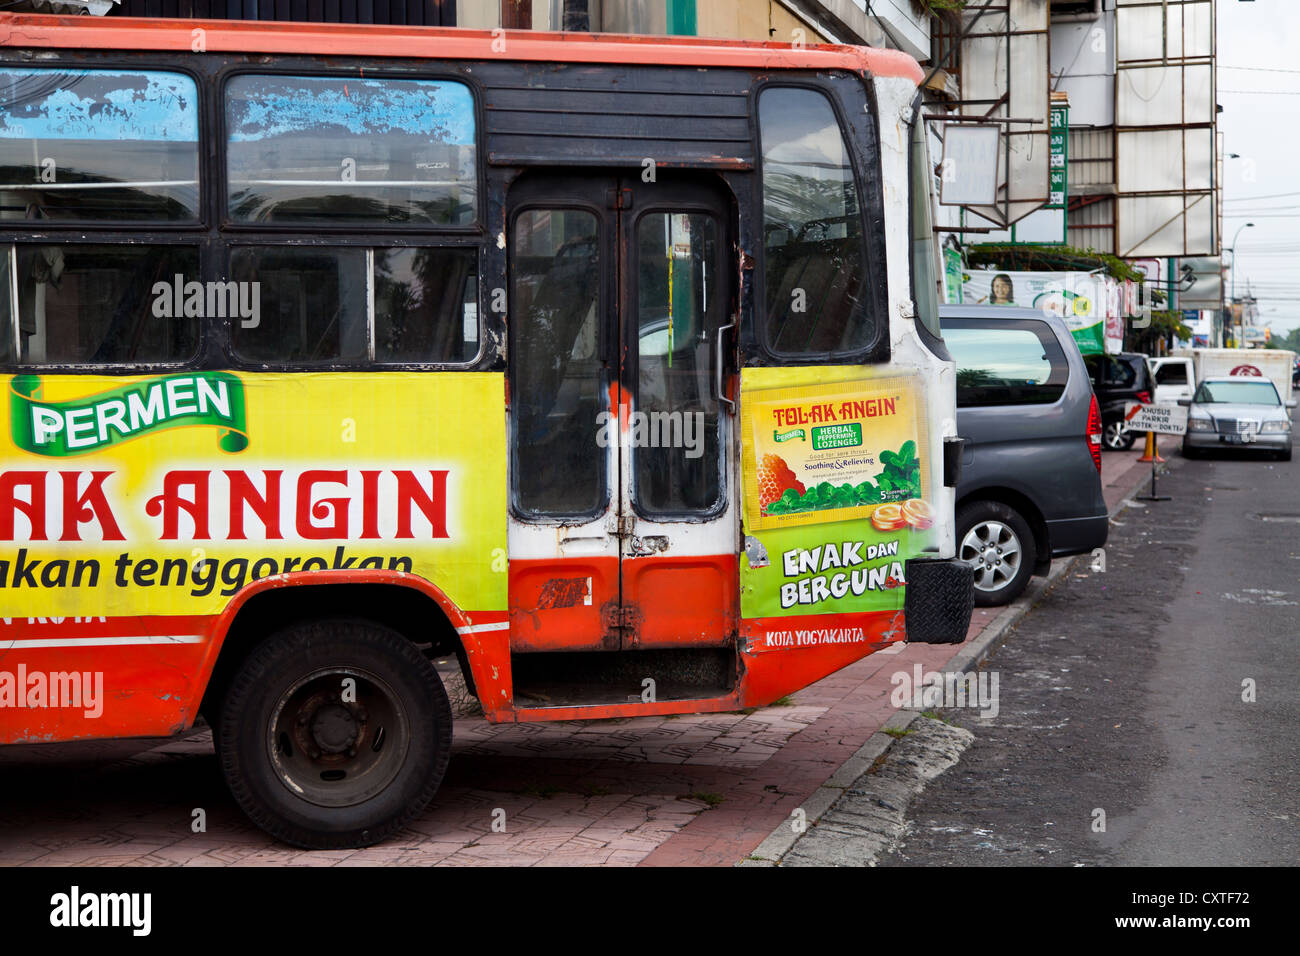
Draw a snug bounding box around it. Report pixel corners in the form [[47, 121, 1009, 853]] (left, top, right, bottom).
[[1218, 0, 1300, 334]]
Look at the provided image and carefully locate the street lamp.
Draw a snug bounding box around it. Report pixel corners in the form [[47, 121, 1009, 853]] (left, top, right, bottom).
[[1230, 222, 1255, 303], [1225, 222, 1255, 348]]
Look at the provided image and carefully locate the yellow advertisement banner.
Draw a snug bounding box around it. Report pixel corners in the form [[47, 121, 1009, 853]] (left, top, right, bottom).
[[739, 366, 936, 620], [0, 372, 507, 619], [741, 371, 932, 532]]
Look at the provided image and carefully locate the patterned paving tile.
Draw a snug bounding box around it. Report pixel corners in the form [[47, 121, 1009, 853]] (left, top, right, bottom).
[[1, 628, 978, 867]]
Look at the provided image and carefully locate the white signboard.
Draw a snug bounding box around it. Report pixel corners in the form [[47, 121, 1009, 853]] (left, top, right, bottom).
[[940, 124, 1000, 206], [1125, 402, 1188, 436]]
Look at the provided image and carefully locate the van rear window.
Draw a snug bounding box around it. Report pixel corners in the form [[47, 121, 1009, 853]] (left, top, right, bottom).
[[944, 321, 1068, 407]]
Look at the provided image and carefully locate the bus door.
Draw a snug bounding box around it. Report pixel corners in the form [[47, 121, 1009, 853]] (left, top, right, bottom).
[[507, 174, 737, 653]]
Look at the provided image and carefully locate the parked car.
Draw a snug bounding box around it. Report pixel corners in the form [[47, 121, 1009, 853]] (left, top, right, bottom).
[[941, 305, 1109, 606], [1180, 377, 1295, 461], [1084, 351, 1154, 451], [1173, 347, 1296, 403]]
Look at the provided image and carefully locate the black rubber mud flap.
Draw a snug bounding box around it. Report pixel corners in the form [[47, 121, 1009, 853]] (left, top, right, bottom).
[[903, 558, 974, 645]]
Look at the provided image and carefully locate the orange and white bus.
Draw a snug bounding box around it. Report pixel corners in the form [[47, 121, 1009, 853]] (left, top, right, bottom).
[[0, 13, 971, 847]]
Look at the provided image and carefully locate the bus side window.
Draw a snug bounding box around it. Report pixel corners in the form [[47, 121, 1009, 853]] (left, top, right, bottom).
[[224, 74, 477, 227], [231, 247, 368, 364], [0, 68, 200, 223], [374, 248, 479, 363], [758, 86, 874, 358], [0, 243, 199, 366], [230, 246, 478, 366]]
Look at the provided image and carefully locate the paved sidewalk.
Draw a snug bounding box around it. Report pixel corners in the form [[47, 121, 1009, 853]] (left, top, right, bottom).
[[645, 448, 1152, 865], [0, 449, 1155, 867]]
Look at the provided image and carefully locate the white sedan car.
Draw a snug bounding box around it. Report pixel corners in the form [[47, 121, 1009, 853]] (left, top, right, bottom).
[[1180, 377, 1294, 461]]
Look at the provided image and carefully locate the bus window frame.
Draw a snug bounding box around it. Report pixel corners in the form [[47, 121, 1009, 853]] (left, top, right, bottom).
[[0, 59, 208, 231], [506, 193, 614, 526], [751, 74, 890, 368], [0, 235, 209, 373], [625, 193, 732, 524], [221, 236, 487, 372], [216, 63, 485, 236]]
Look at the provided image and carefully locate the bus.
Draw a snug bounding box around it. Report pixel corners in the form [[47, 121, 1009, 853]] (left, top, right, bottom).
[[0, 13, 972, 848]]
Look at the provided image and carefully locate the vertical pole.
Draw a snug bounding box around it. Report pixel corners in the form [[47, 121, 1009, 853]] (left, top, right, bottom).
[[666, 0, 696, 36]]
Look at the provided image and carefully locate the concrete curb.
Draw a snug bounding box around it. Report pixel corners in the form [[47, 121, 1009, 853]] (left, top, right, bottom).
[[739, 709, 922, 866], [739, 453, 1173, 866], [778, 716, 976, 867]]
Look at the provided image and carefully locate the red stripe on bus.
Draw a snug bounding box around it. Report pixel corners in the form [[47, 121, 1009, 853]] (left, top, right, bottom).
[[0, 14, 925, 83]]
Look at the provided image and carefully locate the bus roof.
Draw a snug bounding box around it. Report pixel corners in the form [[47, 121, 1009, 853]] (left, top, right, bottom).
[[0, 13, 924, 84]]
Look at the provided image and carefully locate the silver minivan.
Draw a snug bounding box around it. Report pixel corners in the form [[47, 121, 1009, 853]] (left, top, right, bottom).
[[941, 306, 1110, 606]]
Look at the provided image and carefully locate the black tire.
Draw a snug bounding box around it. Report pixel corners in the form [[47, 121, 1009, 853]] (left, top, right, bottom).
[[956, 500, 1037, 608], [1181, 441, 1199, 459], [216, 618, 451, 849], [1279, 446, 1292, 462], [1102, 417, 1136, 451]]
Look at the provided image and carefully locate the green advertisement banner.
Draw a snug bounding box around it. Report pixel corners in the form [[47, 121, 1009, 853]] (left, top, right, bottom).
[[742, 521, 923, 619], [9, 372, 249, 457]]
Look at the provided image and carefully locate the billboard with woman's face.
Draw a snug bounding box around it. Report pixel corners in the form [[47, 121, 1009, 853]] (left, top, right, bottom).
[[963, 270, 1118, 355]]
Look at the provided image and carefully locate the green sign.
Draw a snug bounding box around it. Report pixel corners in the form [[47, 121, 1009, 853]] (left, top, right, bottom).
[[944, 246, 964, 304], [10, 372, 249, 457], [1048, 104, 1068, 216], [812, 423, 862, 451]]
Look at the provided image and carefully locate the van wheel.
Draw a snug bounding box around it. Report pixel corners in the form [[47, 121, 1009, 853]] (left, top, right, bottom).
[[957, 501, 1036, 607], [1103, 418, 1136, 451], [216, 618, 451, 849]]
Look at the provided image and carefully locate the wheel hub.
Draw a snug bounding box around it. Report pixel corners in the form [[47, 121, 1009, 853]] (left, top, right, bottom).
[[311, 702, 361, 754], [959, 520, 1022, 592], [269, 668, 409, 808]]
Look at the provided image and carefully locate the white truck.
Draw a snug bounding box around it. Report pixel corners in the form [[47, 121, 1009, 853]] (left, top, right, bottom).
[[1170, 348, 1296, 402], [1148, 355, 1196, 404]]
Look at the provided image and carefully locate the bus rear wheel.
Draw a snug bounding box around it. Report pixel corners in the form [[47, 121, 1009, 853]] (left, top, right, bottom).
[[216, 618, 451, 849]]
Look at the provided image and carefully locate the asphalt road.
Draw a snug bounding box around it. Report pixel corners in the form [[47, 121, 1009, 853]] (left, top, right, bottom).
[[881, 449, 1300, 866]]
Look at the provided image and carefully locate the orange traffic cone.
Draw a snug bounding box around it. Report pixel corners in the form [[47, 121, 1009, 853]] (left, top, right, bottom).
[[1138, 430, 1165, 463]]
